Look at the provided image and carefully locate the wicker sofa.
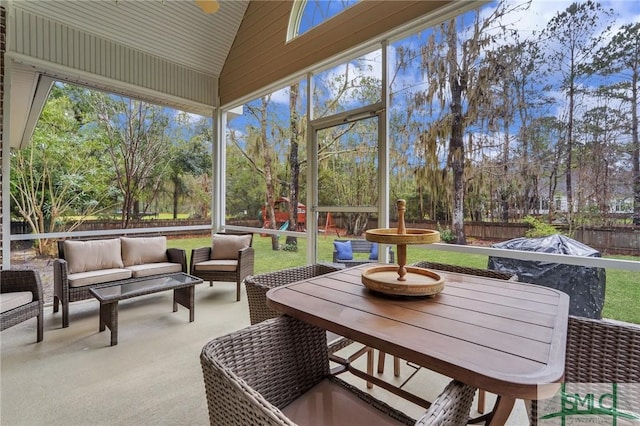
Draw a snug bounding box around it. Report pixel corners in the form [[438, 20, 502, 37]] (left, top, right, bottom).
[[53, 236, 187, 327]]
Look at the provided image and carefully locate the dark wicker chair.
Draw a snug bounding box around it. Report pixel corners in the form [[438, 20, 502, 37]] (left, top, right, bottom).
[[190, 232, 255, 301], [201, 315, 476, 426], [409, 261, 518, 415], [410, 261, 518, 282], [245, 264, 341, 326], [1, 269, 44, 342], [245, 264, 373, 377], [528, 315, 640, 424]]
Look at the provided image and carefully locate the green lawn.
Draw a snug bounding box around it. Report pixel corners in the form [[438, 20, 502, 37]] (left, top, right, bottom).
[[168, 235, 640, 324]]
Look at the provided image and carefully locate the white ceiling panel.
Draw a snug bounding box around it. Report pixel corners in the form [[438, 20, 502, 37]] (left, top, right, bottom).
[[12, 0, 249, 77]]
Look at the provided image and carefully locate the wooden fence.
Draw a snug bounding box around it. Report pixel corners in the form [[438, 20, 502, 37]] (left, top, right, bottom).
[[396, 220, 640, 256], [11, 218, 639, 256]]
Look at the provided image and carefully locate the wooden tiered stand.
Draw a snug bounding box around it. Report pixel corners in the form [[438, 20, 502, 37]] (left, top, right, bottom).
[[362, 199, 444, 296]]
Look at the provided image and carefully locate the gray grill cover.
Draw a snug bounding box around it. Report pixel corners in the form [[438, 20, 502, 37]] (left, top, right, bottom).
[[488, 234, 605, 319]]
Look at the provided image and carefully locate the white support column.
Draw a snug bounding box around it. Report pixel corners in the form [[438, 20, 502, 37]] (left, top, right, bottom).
[[2, 7, 11, 269], [211, 105, 225, 235], [306, 72, 317, 264], [379, 40, 391, 262]]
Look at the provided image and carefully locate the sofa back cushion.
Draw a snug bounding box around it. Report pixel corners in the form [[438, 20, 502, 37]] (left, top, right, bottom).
[[121, 236, 168, 266], [211, 234, 252, 260], [64, 239, 124, 274]]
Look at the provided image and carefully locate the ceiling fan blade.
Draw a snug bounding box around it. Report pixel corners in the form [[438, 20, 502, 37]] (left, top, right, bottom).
[[195, 0, 220, 14]]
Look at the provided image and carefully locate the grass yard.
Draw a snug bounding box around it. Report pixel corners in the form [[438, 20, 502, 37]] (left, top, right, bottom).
[[168, 234, 640, 324]]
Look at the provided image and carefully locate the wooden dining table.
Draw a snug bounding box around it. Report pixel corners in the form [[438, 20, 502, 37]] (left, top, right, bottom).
[[267, 263, 570, 425]]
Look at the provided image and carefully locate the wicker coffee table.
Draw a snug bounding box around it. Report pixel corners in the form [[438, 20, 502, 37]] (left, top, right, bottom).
[[89, 273, 203, 346]]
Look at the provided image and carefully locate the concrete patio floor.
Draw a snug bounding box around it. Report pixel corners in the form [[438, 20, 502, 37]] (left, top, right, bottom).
[[1, 281, 528, 425]]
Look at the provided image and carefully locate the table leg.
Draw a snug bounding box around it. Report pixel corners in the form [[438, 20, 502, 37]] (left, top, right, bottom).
[[174, 285, 195, 322], [99, 301, 118, 346], [486, 395, 516, 426]]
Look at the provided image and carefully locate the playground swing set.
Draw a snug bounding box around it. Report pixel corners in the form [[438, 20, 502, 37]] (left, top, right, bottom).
[[260, 197, 340, 238]]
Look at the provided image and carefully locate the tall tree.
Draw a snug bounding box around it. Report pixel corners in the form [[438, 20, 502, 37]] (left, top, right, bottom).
[[589, 22, 640, 225], [169, 138, 212, 219], [529, 116, 567, 221], [93, 95, 174, 227], [543, 0, 613, 223], [286, 83, 302, 249], [417, 1, 523, 243], [246, 96, 280, 250], [575, 103, 625, 224], [168, 114, 212, 219], [10, 86, 111, 255]]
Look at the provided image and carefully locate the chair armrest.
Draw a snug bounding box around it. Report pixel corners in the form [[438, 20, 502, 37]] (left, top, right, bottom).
[[167, 248, 187, 272], [1, 270, 43, 302], [333, 251, 339, 263], [415, 380, 476, 426], [237, 247, 255, 280], [190, 247, 212, 273], [53, 258, 68, 295]]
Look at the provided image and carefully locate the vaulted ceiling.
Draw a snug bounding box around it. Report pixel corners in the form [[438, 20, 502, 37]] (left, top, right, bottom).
[[5, 0, 464, 149], [13, 0, 249, 77], [7, 0, 249, 149]]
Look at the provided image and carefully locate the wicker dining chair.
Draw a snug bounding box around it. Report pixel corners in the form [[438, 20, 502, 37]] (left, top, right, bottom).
[[201, 315, 477, 426], [410, 261, 518, 282], [245, 264, 373, 378], [527, 315, 640, 425], [408, 261, 518, 415], [1, 269, 44, 342]]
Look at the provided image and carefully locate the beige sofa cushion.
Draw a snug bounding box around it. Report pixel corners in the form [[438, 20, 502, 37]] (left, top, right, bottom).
[[0, 292, 33, 313], [121, 236, 168, 266], [64, 239, 124, 274], [67, 269, 132, 287], [210, 234, 251, 260], [126, 262, 182, 278], [194, 259, 238, 272]]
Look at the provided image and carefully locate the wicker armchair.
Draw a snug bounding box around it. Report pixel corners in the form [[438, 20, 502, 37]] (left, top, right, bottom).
[[201, 315, 476, 426], [409, 261, 518, 415], [245, 264, 372, 377], [190, 232, 254, 301], [245, 264, 341, 326], [528, 315, 640, 424], [1, 269, 44, 342]]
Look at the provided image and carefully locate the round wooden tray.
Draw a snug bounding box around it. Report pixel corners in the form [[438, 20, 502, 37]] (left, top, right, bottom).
[[366, 228, 440, 245], [361, 265, 444, 297]]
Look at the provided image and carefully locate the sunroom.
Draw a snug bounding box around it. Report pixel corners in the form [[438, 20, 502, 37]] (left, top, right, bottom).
[[2, 0, 640, 425]]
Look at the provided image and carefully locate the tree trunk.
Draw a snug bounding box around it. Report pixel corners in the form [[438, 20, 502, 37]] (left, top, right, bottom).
[[286, 84, 300, 248], [447, 23, 466, 245], [566, 72, 575, 223], [172, 176, 179, 219], [258, 96, 279, 251], [633, 63, 640, 225]]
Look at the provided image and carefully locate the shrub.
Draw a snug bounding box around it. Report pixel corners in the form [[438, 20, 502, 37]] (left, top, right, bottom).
[[281, 243, 298, 252], [523, 215, 560, 238], [436, 223, 456, 243]]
